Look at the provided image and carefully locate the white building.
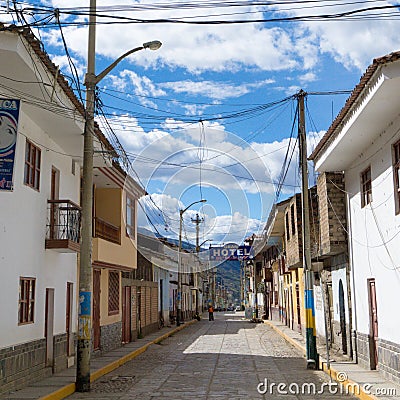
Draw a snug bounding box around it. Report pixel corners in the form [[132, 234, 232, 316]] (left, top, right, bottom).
[[0, 25, 108, 392], [311, 51, 400, 384]]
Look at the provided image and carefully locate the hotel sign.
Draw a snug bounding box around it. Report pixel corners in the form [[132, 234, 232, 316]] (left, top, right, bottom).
[[209, 243, 254, 261]]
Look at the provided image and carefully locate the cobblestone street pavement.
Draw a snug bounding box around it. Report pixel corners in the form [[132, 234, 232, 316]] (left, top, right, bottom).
[[67, 313, 354, 400]]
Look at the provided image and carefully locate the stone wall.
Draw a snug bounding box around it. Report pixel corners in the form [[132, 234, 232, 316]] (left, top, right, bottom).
[[0, 337, 51, 394], [317, 172, 347, 256], [378, 338, 400, 385], [100, 321, 122, 354], [356, 331, 374, 371]]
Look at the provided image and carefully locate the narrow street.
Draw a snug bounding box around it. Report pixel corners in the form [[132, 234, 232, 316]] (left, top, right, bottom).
[[67, 312, 353, 400]]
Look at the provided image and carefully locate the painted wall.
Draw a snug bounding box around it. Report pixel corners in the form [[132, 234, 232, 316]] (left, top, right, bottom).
[[92, 188, 137, 269], [345, 113, 400, 345], [0, 109, 80, 348]]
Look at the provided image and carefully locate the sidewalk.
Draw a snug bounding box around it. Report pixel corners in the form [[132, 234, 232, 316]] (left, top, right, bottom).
[[264, 319, 400, 400], [0, 320, 197, 400]]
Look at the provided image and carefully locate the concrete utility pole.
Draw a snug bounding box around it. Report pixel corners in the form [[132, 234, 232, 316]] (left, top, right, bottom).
[[75, 0, 96, 391], [192, 213, 203, 315], [177, 200, 206, 326], [297, 89, 319, 369], [76, 0, 161, 390]]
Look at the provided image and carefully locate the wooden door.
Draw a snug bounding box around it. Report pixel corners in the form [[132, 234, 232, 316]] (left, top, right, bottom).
[[50, 167, 59, 239], [368, 278, 379, 369], [66, 283, 73, 356], [93, 269, 101, 350], [122, 286, 131, 343], [45, 288, 55, 368]]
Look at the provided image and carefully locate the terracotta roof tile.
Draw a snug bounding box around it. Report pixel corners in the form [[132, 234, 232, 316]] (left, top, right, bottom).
[[309, 50, 400, 161]]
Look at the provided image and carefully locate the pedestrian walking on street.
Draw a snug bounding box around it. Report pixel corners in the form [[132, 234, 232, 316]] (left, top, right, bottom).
[[208, 305, 214, 321]]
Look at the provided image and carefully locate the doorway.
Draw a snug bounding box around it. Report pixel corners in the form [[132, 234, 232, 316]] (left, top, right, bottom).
[[122, 286, 131, 343], [66, 283, 73, 356], [367, 278, 378, 369], [338, 280, 348, 354], [45, 288, 55, 368]]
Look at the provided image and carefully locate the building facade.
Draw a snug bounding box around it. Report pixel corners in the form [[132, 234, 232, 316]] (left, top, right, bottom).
[[311, 51, 400, 384], [0, 26, 85, 393]]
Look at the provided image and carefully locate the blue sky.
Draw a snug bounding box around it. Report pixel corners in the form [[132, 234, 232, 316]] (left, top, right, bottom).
[[3, 0, 400, 246]]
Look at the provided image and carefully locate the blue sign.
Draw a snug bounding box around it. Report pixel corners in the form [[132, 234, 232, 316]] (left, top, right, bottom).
[[209, 244, 254, 261], [79, 291, 91, 316], [0, 99, 20, 191]]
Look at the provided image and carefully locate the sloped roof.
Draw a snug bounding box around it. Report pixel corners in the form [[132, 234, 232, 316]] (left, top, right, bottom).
[[0, 22, 114, 153], [310, 50, 400, 161]]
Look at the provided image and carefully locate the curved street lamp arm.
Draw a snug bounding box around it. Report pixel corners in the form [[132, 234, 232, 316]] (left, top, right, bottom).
[[94, 46, 144, 84]]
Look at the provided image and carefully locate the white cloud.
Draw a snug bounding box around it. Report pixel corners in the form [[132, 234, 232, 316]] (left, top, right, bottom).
[[160, 78, 275, 100]]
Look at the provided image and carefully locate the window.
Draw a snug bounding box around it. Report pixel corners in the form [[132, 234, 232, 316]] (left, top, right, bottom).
[[108, 271, 119, 315], [361, 166, 372, 207], [393, 140, 400, 214], [285, 212, 290, 240], [24, 140, 41, 190], [290, 204, 296, 236], [18, 277, 35, 324], [126, 196, 135, 238]]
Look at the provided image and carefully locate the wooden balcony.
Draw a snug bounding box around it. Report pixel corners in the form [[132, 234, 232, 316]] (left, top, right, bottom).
[[45, 200, 81, 253], [94, 217, 121, 244]]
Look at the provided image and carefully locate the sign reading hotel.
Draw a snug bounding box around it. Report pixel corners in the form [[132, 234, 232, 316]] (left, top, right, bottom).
[[209, 243, 254, 261], [0, 99, 20, 191]]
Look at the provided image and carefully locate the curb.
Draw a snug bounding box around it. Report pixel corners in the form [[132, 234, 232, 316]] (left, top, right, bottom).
[[39, 319, 197, 400], [263, 320, 306, 357], [263, 320, 377, 400]]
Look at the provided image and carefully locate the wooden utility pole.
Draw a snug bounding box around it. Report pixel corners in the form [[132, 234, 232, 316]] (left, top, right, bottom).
[[298, 89, 319, 369]]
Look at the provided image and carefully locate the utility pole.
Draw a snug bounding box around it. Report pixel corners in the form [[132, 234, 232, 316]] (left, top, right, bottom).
[[75, 0, 162, 389], [177, 200, 206, 326], [191, 213, 203, 316], [76, 0, 96, 391], [298, 89, 319, 370]]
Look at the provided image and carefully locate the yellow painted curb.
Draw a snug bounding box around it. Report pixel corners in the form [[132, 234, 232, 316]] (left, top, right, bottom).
[[39, 319, 198, 400], [38, 383, 76, 400], [263, 321, 378, 400], [263, 320, 306, 356], [320, 362, 378, 400]]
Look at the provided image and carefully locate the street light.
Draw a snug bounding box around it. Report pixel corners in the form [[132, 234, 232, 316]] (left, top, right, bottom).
[[177, 199, 206, 326], [76, 1, 161, 392]]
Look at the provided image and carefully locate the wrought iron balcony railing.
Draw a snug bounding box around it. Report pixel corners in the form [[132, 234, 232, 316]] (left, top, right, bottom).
[[46, 200, 81, 252]]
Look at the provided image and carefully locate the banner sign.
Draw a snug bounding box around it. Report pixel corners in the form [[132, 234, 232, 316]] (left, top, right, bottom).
[[209, 243, 254, 261], [0, 99, 20, 191]]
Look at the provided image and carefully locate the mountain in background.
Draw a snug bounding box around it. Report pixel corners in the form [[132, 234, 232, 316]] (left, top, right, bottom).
[[215, 259, 241, 305]]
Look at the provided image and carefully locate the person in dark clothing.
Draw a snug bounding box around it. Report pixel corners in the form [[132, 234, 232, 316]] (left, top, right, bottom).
[[208, 305, 214, 321]]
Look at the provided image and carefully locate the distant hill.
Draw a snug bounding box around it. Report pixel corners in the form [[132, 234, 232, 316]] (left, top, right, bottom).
[[215, 259, 241, 305]]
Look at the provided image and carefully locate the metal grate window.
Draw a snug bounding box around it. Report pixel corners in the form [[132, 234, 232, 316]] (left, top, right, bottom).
[[108, 271, 120, 315], [19, 277, 35, 324]]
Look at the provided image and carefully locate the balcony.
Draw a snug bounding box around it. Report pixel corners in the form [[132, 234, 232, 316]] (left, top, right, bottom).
[[93, 217, 121, 244], [45, 200, 81, 253]]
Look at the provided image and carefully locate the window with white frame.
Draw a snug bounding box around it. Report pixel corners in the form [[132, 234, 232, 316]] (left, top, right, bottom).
[[361, 166, 372, 208], [126, 195, 135, 239]]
